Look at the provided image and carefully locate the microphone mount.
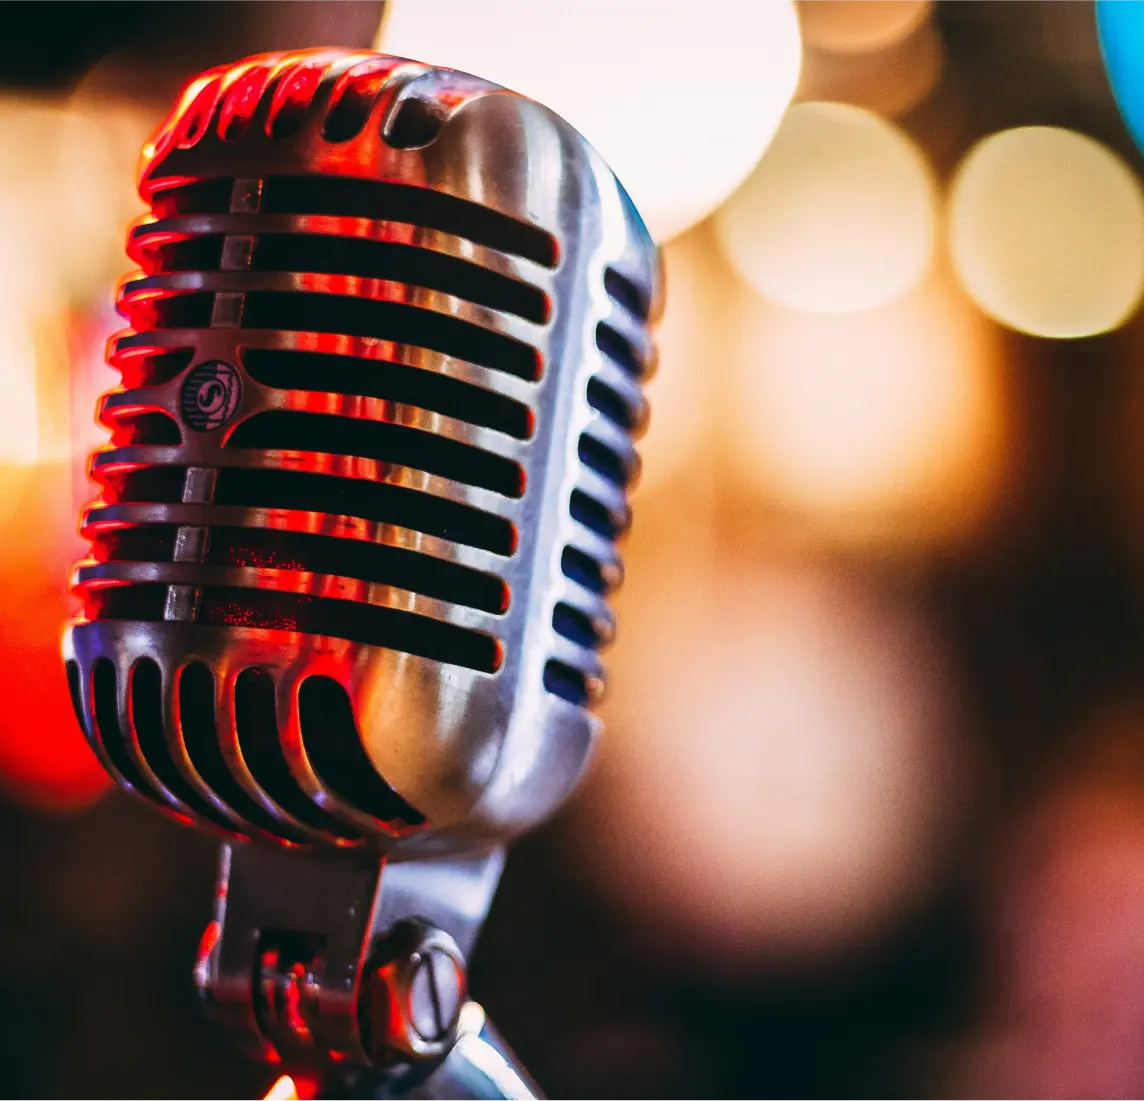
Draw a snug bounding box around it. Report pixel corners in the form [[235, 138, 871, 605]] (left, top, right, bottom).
[[196, 845, 540, 1098]]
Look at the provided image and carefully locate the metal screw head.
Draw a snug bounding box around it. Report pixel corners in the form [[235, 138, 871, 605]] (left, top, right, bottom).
[[364, 922, 467, 1063], [408, 947, 464, 1043]]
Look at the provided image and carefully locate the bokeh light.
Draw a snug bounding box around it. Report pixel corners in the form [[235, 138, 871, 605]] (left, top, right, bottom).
[[797, 0, 933, 55], [0, 97, 141, 810], [722, 270, 1008, 550], [714, 102, 938, 314], [377, 0, 802, 243], [798, 19, 945, 119], [949, 126, 1144, 339], [580, 556, 974, 969]]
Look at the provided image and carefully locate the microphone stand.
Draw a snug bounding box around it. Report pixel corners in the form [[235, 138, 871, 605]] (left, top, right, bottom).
[[195, 843, 542, 1100]]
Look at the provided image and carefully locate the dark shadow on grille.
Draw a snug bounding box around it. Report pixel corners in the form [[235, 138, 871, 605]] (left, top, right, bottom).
[[151, 179, 233, 218], [227, 411, 525, 498], [92, 525, 177, 564], [543, 659, 589, 707], [553, 601, 601, 649], [604, 266, 651, 321], [385, 94, 446, 150], [199, 587, 502, 673], [252, 234, 548, 323], [178, 662, 307, 840], [108, 411, 183, 448], [261, 176, 558, 268], [578, 433, 629, 488], [209, 526, 509, 614], [242, 348, 534, 440], [595, 321, 644, 378], [91, 658, 167, 807], [323, 68, 388, 143], [233, 667, 360, 840], [587, 377, 640, 432], [65, 661, 86, 736], [104, 467, 187, 505], [570, 489, 620, 540], [117, 349, 195, 390], [131, 658, 236, 828], [85, 583, 169, 623], [129, 293, 214, 330], [144, 236, 225, 274], [214, 468, 516, 556], [299, 676, 427, 829], [561, 546, 607, 595], [241, 292, 541, 382]]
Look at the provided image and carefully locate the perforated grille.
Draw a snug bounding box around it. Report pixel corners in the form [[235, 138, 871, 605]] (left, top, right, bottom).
[[546, 265, 652, 706], [85, 168, 556, 681]]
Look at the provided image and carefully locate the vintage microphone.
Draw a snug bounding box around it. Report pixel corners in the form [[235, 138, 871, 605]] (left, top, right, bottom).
[[61, 48, 659, 1098]]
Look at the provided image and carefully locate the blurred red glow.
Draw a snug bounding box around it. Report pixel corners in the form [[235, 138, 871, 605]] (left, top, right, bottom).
[[0, 462, 110, 810], [950, 706, 1144, 1097]]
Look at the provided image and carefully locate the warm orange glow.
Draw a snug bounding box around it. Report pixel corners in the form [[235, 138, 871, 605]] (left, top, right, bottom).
[[0, 304, 43, 464], [636, 225, 727, 496], [798, 0, 932, 54], [582, 555, 977, 968], [714, 102, 938, 313], [264, 1076, 300, 1101], [723, 269, 1009, 551], [799, 20, 945, 118]]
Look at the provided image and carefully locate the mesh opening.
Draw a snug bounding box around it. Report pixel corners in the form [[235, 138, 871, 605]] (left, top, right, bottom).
[[261, 175, 558, 268], [130, 658, 234, 826], [543, 659, 589, 707], [578, 433, 629, 488], [241, 348, 534, 440], [198, 587, 502, 673], [251, 234, 548, 323], [233, 667, 361, 839], [178, 661, 307, 840], [560, 546, 607, 595], [114, 349, 195, 390], [107, 412, 183, 448], [604, 265, 651, 321], [241, 292, 541, 382], [570, 489, 619, 540], [91, 525, 177, 564], [226, 411, 525, 498], [150, 179, 233, 218], [208, 526, 508, 614], [91, 658, 165, 807], [595, 320, 643, 378], [101, 467, 187, 505], [214, 468, 517, 556], [298, 675, 426, 829]]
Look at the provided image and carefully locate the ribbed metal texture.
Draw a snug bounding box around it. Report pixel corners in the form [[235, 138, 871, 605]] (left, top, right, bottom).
[[63, 49, 660, 852]]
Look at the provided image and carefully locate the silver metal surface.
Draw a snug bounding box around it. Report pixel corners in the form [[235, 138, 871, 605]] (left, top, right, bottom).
[[407, 1003, 542, 1101], [62, 48, 661, 856], [195, 842, 504, 1065]]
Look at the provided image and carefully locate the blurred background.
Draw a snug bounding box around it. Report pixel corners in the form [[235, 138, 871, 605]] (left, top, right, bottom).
[[5, 0, 1144, 1096]]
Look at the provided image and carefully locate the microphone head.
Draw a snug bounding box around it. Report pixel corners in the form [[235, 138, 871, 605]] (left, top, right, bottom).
[[62, 49, 660, 853]]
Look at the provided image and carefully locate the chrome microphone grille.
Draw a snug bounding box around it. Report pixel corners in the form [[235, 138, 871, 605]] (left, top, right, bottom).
[[63, 50, 660, 852]]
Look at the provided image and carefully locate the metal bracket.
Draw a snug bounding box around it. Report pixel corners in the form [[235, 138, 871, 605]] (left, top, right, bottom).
[[193, 843, 505, 1069]]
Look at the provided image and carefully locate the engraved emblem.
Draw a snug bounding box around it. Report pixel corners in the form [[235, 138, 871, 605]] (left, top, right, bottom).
[[181, 360, 242, 431]]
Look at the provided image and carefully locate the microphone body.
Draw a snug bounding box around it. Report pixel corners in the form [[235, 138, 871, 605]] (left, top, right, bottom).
[[63, 49, 659, 859]]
